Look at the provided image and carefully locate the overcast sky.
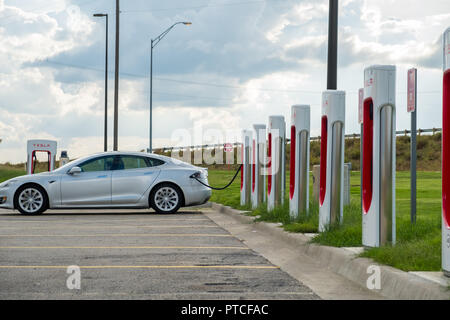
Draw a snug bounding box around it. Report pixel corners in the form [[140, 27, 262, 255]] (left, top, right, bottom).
[[0, 0, 449, 163]]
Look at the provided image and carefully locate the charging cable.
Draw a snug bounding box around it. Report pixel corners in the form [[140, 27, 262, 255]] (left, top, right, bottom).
[[190, 164, 243, 190]]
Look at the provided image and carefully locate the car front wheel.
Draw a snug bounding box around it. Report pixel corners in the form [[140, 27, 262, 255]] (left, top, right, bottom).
[[150, 183, 182, 214], [14, 185, 48, 215]]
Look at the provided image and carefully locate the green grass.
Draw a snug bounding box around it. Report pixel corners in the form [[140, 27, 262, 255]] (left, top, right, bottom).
[[207, 168, 251, 211], [0, 164, 26, 182], [310, 200, 363, 247], [208, 168, 443, 272]]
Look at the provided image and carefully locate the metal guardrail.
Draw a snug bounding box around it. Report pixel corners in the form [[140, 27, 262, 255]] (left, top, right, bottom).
[[156, 142, 242, 153], [154, 128, 442, 153], [309, 128, 442, 141]]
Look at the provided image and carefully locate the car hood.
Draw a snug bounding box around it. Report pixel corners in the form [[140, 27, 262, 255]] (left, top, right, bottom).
[[5, 171, 57, 183]]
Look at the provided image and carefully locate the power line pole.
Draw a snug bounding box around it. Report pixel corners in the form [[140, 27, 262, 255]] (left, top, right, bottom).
[[149, 39, 153, 153], [113, 0, 120, 151], [104, 14, 108, 152], [327, 0, 338, 90], [93, 13, 108, 152]]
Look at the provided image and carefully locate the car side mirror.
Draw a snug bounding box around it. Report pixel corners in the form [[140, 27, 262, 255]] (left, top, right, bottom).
[[68, 166, 82, 175]]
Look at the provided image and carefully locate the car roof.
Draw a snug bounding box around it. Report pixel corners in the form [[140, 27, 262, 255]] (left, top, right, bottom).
[[89, 151, 166, 158], [69, 151, 169, 165]]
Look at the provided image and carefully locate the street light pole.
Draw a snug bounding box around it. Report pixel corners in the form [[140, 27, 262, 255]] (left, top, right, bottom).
[[93, 13, 108, 152], [149, 22, 192, 153], [113, 0, 120, 151]]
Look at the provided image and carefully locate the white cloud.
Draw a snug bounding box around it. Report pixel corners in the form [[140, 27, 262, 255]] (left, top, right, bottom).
[[0, 0, 449, 164]]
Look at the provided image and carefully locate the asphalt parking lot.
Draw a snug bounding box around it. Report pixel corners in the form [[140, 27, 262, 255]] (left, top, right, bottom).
[[0, 208, 320, 300]]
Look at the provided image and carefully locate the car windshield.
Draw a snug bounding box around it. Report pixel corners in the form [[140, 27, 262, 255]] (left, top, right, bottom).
[[53, 160, 75, 172], [53, 154, 93, 172]]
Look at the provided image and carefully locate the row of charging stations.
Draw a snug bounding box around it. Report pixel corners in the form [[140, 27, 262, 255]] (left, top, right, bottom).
[[239, 27, 450, 276], [240, 67, 396, 246], [442, 28, 450, 276], [241, 110, 310, 218]]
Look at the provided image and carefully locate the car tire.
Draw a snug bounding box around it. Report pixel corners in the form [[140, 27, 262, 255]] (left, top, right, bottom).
[[150, 183, 182, 214], [14, 184, 48, 215]]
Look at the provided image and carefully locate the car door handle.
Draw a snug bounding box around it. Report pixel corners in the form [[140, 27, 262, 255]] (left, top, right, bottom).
[[97, 175, 108, 178]]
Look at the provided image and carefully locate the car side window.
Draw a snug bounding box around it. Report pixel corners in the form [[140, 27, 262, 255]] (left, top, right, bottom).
[[79, 156, 114, 172], [119, 156, 153, 170], [148, 158, 165, 167]]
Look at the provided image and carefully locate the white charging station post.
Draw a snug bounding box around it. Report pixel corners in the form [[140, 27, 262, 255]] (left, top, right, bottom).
[[251, 124, 266, 209], [289, 105, 310, 219], [319, 91, 345, 232], [26, 140, 57, 175], [267, 116, 286, 212], [240, 130, 253, 206], [362, 65, 396, 247], [442, 28, 450, 276]]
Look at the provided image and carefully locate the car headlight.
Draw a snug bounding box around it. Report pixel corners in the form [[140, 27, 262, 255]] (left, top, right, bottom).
[[0, 179, 18, 188]]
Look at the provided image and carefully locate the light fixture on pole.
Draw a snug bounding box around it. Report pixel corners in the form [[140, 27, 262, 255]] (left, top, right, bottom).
[[149, 22, 191, 153], [93, 13, 108, 152]]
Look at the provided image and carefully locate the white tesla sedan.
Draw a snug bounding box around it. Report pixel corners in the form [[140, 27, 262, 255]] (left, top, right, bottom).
[[0, 152, 211, 215]]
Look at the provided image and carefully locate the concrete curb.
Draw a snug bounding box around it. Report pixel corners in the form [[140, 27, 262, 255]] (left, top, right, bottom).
[[209, 202, 450, 300]]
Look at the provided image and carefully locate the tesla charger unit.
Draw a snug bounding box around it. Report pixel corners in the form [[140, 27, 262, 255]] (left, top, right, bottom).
[[319, 91, 345, 232], [362, 65, 396, 247], [289, 105, 310, 219], [240, 130, 253, 206], [442, 28, 450, 276], [251, 124, 266, 209], [27, 140, 57, 175], [267, 116, 286, 211]]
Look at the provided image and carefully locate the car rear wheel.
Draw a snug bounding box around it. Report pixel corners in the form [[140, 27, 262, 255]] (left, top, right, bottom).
[[14, 185, 48, 215], [150, 183, 182, 214]]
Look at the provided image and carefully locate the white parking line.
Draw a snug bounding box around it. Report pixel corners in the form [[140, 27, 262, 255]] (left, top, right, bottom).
[[0, 225, 220, 230], [0, 233, 233, 238], [0, 218, 211, 223], [0, 246, 250, 250], [0, 265, 279, 269]]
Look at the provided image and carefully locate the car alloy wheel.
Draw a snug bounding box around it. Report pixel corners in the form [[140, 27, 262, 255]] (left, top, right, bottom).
[[154, 186, 179, 212], [18, 187, 44, 214]]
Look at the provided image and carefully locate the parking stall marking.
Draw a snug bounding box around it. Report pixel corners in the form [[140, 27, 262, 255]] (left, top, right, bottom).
[[0, 218, 211, 224], [0, 233, 234, 238], [0, 224, 221, 230], [0, 245, 250, 250], [0, 211, 323, 300], [0, 265, 280, 270]]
